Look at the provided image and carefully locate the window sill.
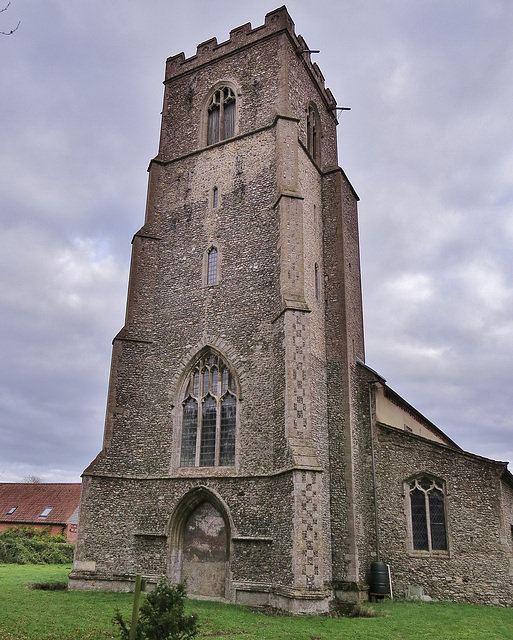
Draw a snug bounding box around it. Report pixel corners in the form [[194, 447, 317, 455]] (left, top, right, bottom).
[[408, 550, 450, 559], [174, 466, 237, 478]]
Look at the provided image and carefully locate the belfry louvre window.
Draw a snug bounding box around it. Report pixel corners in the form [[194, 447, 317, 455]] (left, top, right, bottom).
[[307, 105, 320, 163], [180, 352, 237, 467], [409, 477, 448, 552], [207, 87, 236, 145]]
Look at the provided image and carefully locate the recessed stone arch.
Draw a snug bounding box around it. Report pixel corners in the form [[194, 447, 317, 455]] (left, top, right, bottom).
[[306, 101, 322, 164], [201, 80, 240, 147], [167, 487, 233, 599], [169, 341, 245, 403]]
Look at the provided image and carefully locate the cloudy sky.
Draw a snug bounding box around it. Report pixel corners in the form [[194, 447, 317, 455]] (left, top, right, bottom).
[[1, 0, 512, 483]]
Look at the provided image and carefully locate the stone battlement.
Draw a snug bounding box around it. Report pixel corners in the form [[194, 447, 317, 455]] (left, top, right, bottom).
[[165, 6, 336, 108]]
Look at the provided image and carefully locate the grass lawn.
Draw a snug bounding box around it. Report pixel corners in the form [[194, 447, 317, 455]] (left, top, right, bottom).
[[0, 564, 512, 639]]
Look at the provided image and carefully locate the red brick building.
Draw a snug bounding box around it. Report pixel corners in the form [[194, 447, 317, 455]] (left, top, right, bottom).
[[0, 483, 81, 543]]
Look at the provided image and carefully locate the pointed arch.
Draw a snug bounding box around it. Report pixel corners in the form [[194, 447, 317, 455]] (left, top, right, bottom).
[[306, 102, 322, 164], [175, 347, 240, 469], [167, 487, 234, 598], [404, 473, 449, 554], [168, 339, 245, 401], [168, 487, 234, 539], [203, 81, 239, 147], [207, 246, 218, 285], [203, 244, 221, 286]]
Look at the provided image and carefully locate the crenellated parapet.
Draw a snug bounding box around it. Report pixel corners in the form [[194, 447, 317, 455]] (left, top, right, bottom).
[[165, 6, 336, 109]]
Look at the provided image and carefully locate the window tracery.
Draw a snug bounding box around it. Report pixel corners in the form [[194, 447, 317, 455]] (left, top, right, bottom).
[[408, 476, 448, 552], [207, 87, 236, 146], [180, 352, 237, 468]]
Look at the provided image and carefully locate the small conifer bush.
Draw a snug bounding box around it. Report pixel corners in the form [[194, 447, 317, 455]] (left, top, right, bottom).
[[114, 577, 199, 640]]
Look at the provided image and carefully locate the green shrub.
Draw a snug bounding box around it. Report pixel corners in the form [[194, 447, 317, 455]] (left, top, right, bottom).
[[0, 526, 74, 564], [114, 577, 199, 640], [28, 580, 68, 590]]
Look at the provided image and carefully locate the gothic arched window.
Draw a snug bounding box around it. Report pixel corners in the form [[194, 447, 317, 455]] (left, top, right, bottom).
[[206, 247, 218, 285], [180, 352, 237, 467], [207, 87, 236, 146], [408, 476, 448, 552], [307, 105, 321, 163]]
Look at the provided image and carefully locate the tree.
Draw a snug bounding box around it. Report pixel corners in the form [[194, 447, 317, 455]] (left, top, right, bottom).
[[23, 475, 43, 484], [1, 2, 20, 35]]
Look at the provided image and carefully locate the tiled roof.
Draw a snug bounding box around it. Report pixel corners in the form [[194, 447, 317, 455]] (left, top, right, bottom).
[[0, 483, 81, 526], [67, 507, 80, 525]]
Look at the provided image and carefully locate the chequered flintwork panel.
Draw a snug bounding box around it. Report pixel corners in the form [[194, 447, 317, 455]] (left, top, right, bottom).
[[286, 311, 312, 441], [294, 470, 323, 588]]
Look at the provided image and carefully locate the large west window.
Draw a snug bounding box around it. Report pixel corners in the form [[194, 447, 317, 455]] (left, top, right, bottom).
[[180, 352, 237, 467], [408, 476, 448, 552], [207, 87, 236, 145]]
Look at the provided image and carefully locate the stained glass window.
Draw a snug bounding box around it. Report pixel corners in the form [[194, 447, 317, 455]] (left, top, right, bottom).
[[180, 398, 198, 467], [429, 489, 448, 550], [410, 487, 428, 550], [200, 397, 217, 466], [180, 351, 237, 467], [220, 395, 236, 466], [409, 477, 448, 552]]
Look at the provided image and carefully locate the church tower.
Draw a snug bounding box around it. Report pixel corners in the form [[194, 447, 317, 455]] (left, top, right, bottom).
[[70, 7, 368, 613]]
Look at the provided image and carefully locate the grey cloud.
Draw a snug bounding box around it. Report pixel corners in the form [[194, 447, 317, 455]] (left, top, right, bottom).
[[1, 0, 512, 481]]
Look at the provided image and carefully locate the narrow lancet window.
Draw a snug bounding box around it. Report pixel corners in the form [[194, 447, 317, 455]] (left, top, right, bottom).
[[207, 247, 218, 285], [307, 105, 321, 163]]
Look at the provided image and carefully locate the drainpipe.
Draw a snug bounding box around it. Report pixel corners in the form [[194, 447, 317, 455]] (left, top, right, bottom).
[[368, 380, 380, 562]]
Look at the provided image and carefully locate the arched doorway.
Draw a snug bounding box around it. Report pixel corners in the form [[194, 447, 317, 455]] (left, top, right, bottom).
[[182, 501, 227, 598], [168, 488, 231, 600]]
